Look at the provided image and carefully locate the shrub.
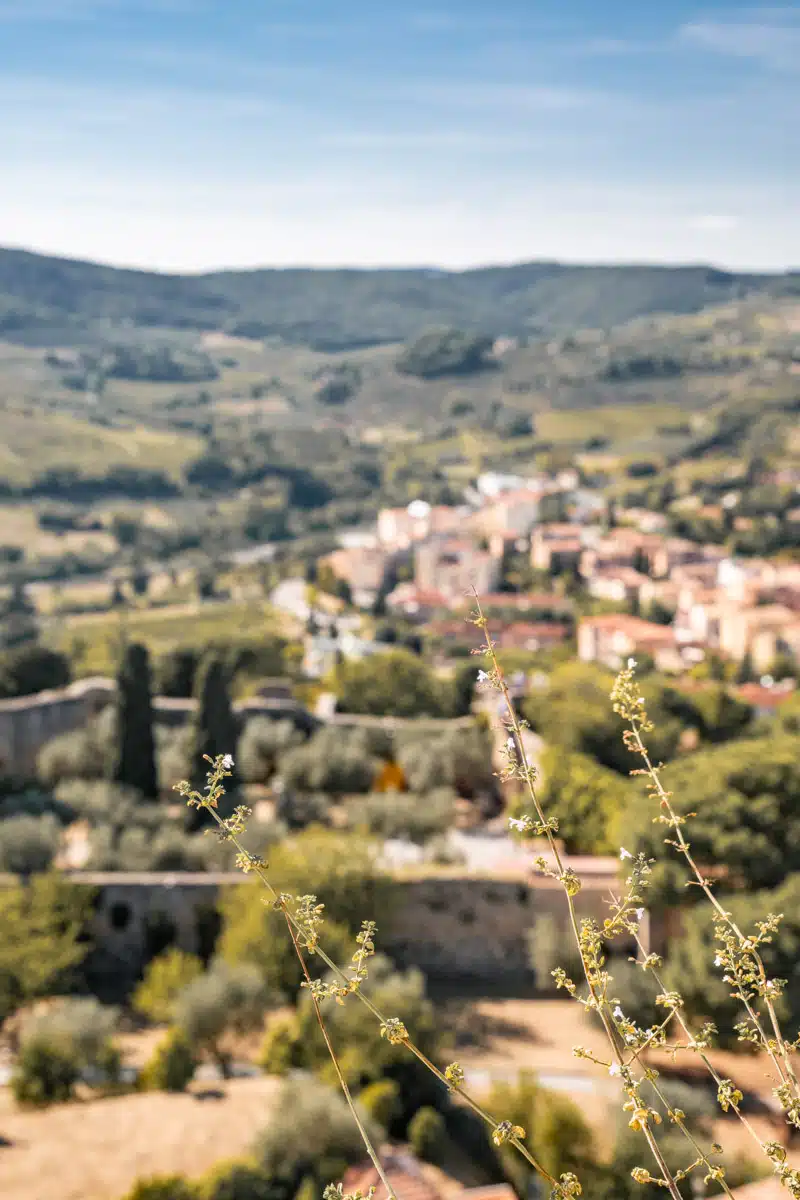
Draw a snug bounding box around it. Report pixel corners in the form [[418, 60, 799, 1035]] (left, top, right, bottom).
[[408, 1105, 447, 1163], [357, 1078, 401, 1128], [395, 723, 495, 797], [258, 1014, 300, 1076], [11, 1034, 80, 1106], [140, 1028, 197, 1092], [176, 962, 271, 1077], [123, 1176, 199, 1200], [291, 956, 443, 1121], [535, 748, 625, 855], [134, 949, 205, 1024], [238, 718, 303, 785], [37, 707, 115, 786], [0, 644, 71, 699], [278, 728, 377, 797], [198, 1159, 284, 1200], [20, 997, 120, 1086], [254, 1076, 379, 1189], [345, 789, 456, 845], [0, 813, 59, 874]]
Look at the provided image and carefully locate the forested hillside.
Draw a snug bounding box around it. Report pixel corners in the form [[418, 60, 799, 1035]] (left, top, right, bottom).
[[1, 245, 798, 350]]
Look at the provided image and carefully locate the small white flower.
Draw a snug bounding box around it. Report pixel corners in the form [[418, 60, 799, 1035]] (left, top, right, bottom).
[[613, 1005, 624, 1020], [507, 736, 516, 750], [625, 1034, 636, 1044], [477, 670, 489, 683], [620, 847, 633, 861], [635, 908, 645, 920], [714, 955, 723, 967], [221, 754, 234, 770], [627, 657, 637, 669], [508, 817, 529, 832], [608, 1063, 620, 1077]]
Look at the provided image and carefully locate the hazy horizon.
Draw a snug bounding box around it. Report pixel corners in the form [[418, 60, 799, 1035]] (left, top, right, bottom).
[[2, 238, 799, 278]]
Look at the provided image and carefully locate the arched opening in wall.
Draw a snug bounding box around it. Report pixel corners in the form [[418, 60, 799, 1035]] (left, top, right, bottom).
[[195, 903, 222, 965], [110, 902, 131, 931], [144, 909, 177, 960]]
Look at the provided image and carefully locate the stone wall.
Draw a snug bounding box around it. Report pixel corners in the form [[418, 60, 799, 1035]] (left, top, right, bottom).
[[0, 677, 114, 776], [388, 870, 639, 981], [0, 674, 481, 778], [10, 865, 646, 994]]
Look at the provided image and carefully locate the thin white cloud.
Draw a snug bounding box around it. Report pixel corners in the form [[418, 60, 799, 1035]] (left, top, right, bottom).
[[324, 130, 560, 151], [680, 13, 800, 70], [411, 82, 601, 111], [689, 214, 740, 232]]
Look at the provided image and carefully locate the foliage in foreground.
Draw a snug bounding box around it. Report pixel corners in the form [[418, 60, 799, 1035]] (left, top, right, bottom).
[[0, 874, 92, 1027]]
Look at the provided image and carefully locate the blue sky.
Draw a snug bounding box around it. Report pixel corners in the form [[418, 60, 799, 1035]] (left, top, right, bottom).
[[0, 0, 796, 271]]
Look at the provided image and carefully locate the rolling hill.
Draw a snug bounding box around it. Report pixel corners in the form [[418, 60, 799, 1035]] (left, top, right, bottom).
[[0, 245, 798, 351]]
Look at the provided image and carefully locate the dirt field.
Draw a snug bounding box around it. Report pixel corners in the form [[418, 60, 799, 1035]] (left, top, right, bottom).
[[0, 1076, 280, 1200], [452, 997, 799, 1163], [2, 998, 797, 1199]]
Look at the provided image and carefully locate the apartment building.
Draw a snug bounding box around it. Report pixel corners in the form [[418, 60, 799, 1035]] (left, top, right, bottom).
[[578, 614, 678, 671], [414, 536, 501, 600]]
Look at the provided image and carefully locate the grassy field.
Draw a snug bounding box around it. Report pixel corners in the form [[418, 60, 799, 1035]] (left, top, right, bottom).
[[0, 404, 203, 486], [48, 598, 289, 676], [536, 402, 689, 444], [0, 504, 117, 558]]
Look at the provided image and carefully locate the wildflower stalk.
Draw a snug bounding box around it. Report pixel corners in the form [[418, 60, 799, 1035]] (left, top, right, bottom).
[[176, 758, 561, 1197], [613, 664, 800, 1123], [628, 926, 772, 1159], [472, 603, 686, 1200], [282, 908, 398, 1200]]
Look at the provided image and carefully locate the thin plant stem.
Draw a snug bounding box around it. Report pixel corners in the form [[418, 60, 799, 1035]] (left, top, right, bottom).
[[627, 716, 800, 1104], [473, 602, 684, 1200], [282, 908, 399, 1200], [184, 768, 560, 1195]]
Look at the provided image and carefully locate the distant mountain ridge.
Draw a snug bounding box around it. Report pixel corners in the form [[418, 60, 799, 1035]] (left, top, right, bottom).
[[0, 245, 798, 351]]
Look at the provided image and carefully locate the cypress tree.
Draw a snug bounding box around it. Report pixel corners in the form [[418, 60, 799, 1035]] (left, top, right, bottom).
[[186, 654, 239, 830], [113, 642, 158, 799]]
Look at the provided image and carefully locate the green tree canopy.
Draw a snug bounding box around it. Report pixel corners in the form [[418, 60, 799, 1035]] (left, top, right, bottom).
[[535, 747, 629, 855], [396, 328, 495, 379], [332, 649, 448, 718], [0, 874, 93, 1027], [218, 828, 387, 994], [663, 872, 800, 1042], [621, 732, 800, 903], [0, 644, 70, 699]]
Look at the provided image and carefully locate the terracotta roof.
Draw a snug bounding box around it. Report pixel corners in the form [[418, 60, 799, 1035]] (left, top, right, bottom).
[[580, 614, 676, 641], [343, 1153, 443, 1200], [463, 1187, 518, 1200], [730, 1180, 787, 1200], [735, 683, 796, 709]]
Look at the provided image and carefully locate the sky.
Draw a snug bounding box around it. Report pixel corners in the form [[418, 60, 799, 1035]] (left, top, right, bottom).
[[0, 0, 797, 273]]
